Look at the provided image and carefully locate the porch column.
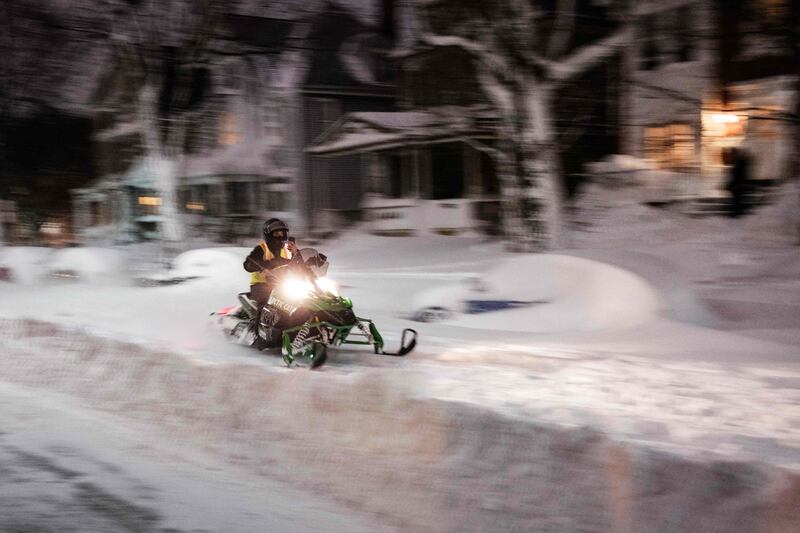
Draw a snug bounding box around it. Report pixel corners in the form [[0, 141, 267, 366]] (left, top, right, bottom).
[[418, 149, 432, 199], [71, 191, 89, 242], [464, 144, 481, 197], [413, 148, 421, 198]]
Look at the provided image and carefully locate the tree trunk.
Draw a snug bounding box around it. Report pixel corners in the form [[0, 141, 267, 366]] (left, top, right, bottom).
[[496, 137, 528, 248], [516, 87, 563, 252], [138, 84, 185, 245]]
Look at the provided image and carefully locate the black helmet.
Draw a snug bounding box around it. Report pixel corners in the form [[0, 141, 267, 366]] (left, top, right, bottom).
[[263, 218, 289, 241]]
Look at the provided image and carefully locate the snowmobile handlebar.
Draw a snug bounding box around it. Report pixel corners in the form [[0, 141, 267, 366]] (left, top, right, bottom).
[[261, 256, 318, 283]]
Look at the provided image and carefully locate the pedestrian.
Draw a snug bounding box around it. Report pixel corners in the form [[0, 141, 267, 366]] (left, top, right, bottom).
[[725, 147, 751, 217]]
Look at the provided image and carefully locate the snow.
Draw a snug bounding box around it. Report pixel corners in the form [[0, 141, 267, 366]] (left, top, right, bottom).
[[0, 246, 53, 284], [42, 247, 130, 284], [150, 247, 245, 282], [0, 381, 383, 533], [339, 34, 378, 85], [1, 191, 799, 529], [413, 254, 661, 333], [348, 110, 439, 130], [309, 106, 497, 154]]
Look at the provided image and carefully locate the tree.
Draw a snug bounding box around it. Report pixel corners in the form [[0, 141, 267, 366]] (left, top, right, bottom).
[[417, 0, 633, 251], [108, 0, 220, 246]]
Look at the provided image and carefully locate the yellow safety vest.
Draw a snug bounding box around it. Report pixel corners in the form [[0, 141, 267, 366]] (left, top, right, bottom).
[[250, 240, 291, 285]]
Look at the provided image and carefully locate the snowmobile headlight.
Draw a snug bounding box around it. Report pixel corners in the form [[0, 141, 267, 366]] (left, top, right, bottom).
[[281, 277, 313, 301], [315, 276, 338, 296]]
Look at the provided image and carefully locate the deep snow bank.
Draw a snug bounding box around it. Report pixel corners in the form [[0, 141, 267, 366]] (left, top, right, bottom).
[[413, 254, 662, 333], [1, 319, 797, 532]]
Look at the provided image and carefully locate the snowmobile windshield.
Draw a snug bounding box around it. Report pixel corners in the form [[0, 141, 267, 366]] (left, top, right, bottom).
[[297, 248, 329, 277]]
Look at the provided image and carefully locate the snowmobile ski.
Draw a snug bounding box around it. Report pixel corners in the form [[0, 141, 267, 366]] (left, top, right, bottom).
[[379, 328, 417, 356]]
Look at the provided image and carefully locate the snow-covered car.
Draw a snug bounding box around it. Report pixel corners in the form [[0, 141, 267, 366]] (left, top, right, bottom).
[[44, 247, 129, 284], [411, 255, 660, 334], [411, 274, 538, 322], [138, 248, 245, 286], [0, 246, 54, 284]]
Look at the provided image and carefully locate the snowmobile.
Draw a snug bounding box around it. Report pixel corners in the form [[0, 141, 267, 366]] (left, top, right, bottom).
[[211, 248, 417, 368]]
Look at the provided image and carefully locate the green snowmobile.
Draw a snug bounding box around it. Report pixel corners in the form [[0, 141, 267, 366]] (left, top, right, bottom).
[[213, 248, 417, 368]]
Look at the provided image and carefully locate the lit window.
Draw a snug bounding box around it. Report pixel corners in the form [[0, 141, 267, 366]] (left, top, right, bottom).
[[643, 123, 696, 172], [219, 113, 241, 146], [138, 196, 161, 206], [702, 112, 746, 138]]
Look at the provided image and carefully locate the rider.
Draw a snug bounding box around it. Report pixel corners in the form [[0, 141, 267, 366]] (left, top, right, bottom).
[[243, 218, 298, 339]]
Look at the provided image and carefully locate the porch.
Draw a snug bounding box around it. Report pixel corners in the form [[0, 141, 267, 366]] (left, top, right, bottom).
[[308, 107, 502, 235]]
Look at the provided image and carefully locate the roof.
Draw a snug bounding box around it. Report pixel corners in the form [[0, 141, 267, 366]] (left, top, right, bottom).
[[178, 141, 292, 179], [308, 105, 500, 156]]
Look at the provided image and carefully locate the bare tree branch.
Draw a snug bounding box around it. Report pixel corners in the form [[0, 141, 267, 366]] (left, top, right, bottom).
[[546, 0, 577, 59], [418, 32, 516, 84], [548, 24, 633, 84]]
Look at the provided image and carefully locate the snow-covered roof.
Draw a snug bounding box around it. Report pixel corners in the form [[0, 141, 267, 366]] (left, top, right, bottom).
[[309, 131, 410, 156], [179, 141, 291, 179], [309, 105, 499, 156], [93, 121, 141, 142], [348, 111, 439, 131]]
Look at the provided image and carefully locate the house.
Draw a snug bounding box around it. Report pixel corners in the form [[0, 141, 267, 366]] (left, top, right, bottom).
[[72, 2, 398, 243], [72, 13, 298, 244], [299, 1, 398, 233], [309, 0, 622, 236], [174, 13, 300, 243], [617, 0, 796, 202], [308, 24, 504, 236]]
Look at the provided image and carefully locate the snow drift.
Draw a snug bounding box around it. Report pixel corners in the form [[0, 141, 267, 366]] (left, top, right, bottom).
[[413, 254, 662, 333], [1, 318, 797, 532]]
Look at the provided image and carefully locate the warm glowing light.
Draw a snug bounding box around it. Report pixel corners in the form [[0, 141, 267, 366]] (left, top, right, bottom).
[[186, 202, 206, 211], [138, 196, 162, 206], [281, 277, 313, 301], [711, 114, 740, 124], [218, 113, 241, 146], [40, 222, 63, 235], [315, 277, 338, 296]]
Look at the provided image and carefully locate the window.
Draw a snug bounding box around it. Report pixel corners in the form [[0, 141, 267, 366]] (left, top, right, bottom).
[[752, 0, 790, 23], [137, 194, 161, 216], [310, 98, 342, 139], [643, 124, 695, 172], [90, 201, 102, 226], [271, 148, 291, 169], [320, 99, 341, 133], [640, 17, 658, 70], [676, 6, 694, 62], [218, 113, 241, 146], [267, 190, 288, 211], [657, 10, 679, 65], [263, 100, 282, 137], [182, 186, 207, 214], [227, 182, 251, 214]]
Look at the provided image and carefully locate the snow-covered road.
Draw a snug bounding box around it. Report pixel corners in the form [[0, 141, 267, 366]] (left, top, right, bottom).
[[0, 382, 386, 533]]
